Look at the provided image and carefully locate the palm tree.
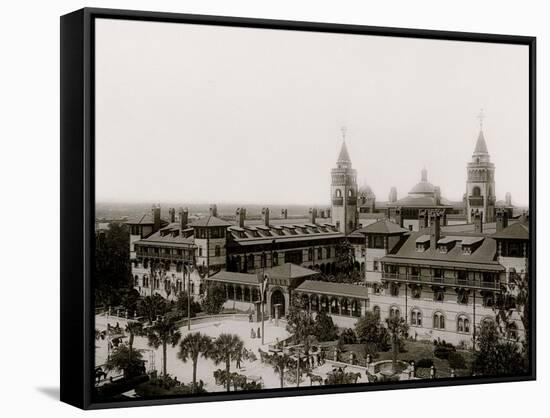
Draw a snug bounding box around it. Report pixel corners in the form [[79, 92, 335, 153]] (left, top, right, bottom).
[[385, 316, 409, 373], [178, 332, 212, 392], [146, 316, 182, 377], [211, 334, 245, 391], [138, 294, 168, 324], [268, 352, 293, 388], [125, 321, 143, 361]]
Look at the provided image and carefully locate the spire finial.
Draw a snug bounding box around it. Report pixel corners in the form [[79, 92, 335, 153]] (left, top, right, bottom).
[[477, 108, 485, 130], [341, 126, 347, 142]]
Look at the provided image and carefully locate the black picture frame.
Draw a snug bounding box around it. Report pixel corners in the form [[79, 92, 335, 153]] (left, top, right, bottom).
[[60, 7, 536, 410]]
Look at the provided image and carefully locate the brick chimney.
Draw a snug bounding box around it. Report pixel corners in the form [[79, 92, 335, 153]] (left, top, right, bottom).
[[178, 207, 188, 230], [473, 209, 483, 233], [429, 210, 441, 249], [395, 206, 404, 228], [152, 204, 161, 233], [236, 208, 246, 227], [496, 208, 509, 232], [281, 208, 288, 219], [209, 204, 218, 217], [168, 208, 176, 223], [261, 207, 270, 226], [309, 207, 317, 224]]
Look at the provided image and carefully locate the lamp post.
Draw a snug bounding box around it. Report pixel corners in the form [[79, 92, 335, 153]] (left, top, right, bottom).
[[258, 272, 269, 345]]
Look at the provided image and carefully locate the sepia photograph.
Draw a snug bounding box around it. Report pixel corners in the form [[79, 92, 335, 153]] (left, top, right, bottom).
[[89, 14, 533, 404]]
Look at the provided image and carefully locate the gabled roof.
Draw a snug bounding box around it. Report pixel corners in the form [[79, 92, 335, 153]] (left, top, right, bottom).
[[189, 216, 233, 228], [492, 222, 529, 240], [474, 130, 489, 154], [355, 219, 409, 235]]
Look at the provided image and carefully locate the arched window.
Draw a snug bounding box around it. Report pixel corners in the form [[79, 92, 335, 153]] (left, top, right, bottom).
[[134, 275, 139, 286], [143, 259, 149, 269], [373, 306, 380, 317], [273, 252, 279, 266], [335, 189, 342, 198], [390, 283, 400, 297], [433, 312, 445, 329], [390, 306, 400, 318], [457, 289, 469, 305], [215, 245, 221, 257], [261, 253, 267, 268], [472, 186, 481, 197], [433, 287, 445, 302], [247, 254, 255, 269], [411, 309, 422, 327], [457, 315, 470, 333], [348, 189, 354, 197], [411, 285, 422, 299]]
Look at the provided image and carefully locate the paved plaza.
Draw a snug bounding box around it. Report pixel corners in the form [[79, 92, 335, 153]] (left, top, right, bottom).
[[95, 315, 298, 391]]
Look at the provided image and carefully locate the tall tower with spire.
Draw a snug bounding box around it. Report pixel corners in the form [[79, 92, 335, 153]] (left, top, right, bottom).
[[331, 128, 358, 234], [466, 110, 495, 223]]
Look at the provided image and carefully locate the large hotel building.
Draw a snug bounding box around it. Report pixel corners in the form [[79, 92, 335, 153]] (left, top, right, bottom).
[[126, 126, 528, 346]]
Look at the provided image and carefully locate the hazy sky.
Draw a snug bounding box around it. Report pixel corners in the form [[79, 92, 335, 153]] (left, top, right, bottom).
[[95, 19, 529, 206]]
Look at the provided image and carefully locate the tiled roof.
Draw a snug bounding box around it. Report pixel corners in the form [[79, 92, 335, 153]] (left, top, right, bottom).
[[380, 230, 502, 270], [136, 223, 194, 246], [355, 220, 409, 235], [264, 263, 319, 280], [492, 221, 529, 240], [295, 280, 369, 299], [206, 271, 260, 286], [189, 216, 233, 227]]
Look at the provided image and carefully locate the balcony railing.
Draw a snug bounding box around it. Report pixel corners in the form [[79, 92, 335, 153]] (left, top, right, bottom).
[[332, 197, 344, 206], [382, 272, 500, 290], [136, 250, 191, 261], [347, 197, 357, 205]]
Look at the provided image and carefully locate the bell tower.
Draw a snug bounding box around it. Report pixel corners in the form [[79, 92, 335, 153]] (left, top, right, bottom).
[[466, 110, 495, 223], [331, 128, 358, 234]]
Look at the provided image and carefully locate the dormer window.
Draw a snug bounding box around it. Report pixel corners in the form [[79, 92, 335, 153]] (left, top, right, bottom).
[[462, 245, 472, 255]]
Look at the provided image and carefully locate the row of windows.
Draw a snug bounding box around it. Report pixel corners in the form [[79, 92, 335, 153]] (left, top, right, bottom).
[[383, 266, 496, 283], [387, 283, 496, 306]]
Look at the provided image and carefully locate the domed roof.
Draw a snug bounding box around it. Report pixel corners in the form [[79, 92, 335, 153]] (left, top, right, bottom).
[[408, 168, 435, 195], [409, 181, 436, 195], [358, 183, 375, 197]]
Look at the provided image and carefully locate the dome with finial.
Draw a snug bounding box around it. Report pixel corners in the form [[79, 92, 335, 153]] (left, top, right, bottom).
[[409, 167, 436, 195], [358, 181, 375, 198]]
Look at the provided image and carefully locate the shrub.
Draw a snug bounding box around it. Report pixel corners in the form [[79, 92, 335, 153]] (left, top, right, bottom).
[[434, 344, 456, 360], [363, 342, 380, 361], [448, 351, 467, 369], [415, 358, 434, 368], [339, 328, 357, 344], [314, 311, 338, 341]]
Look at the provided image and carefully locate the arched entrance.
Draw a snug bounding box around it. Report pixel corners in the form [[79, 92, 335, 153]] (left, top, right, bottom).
[[270, 289, 286, 318]]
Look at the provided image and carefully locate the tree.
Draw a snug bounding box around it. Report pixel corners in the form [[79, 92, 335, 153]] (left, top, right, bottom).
[[94, 223, 133, 307], [146, 316, 182, 377], [201, 283, 227, 315], [178, 332, 213, 392], [104, 344, 145, 379], [494, 267, 530, 362], [175, 291, 201, 319], [314, 310, 338, 341], [335, 240, 355, 274], [355, 311, 383, 344], [472, 321, 526, 376], [125, 321, 143, 361], [211, 334, 245, 392], [385, 316, 409, 373], [138, 294, 168, 324], [266, 352, 294, 388], [286, 297, 315, 349]]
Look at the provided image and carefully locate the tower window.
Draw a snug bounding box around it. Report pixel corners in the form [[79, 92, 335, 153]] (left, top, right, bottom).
[[472, 186, 481, 197], [335, 189, 342, 198]]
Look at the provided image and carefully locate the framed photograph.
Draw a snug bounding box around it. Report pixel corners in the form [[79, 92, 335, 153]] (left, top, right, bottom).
[[60, 7, 536, 410]]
